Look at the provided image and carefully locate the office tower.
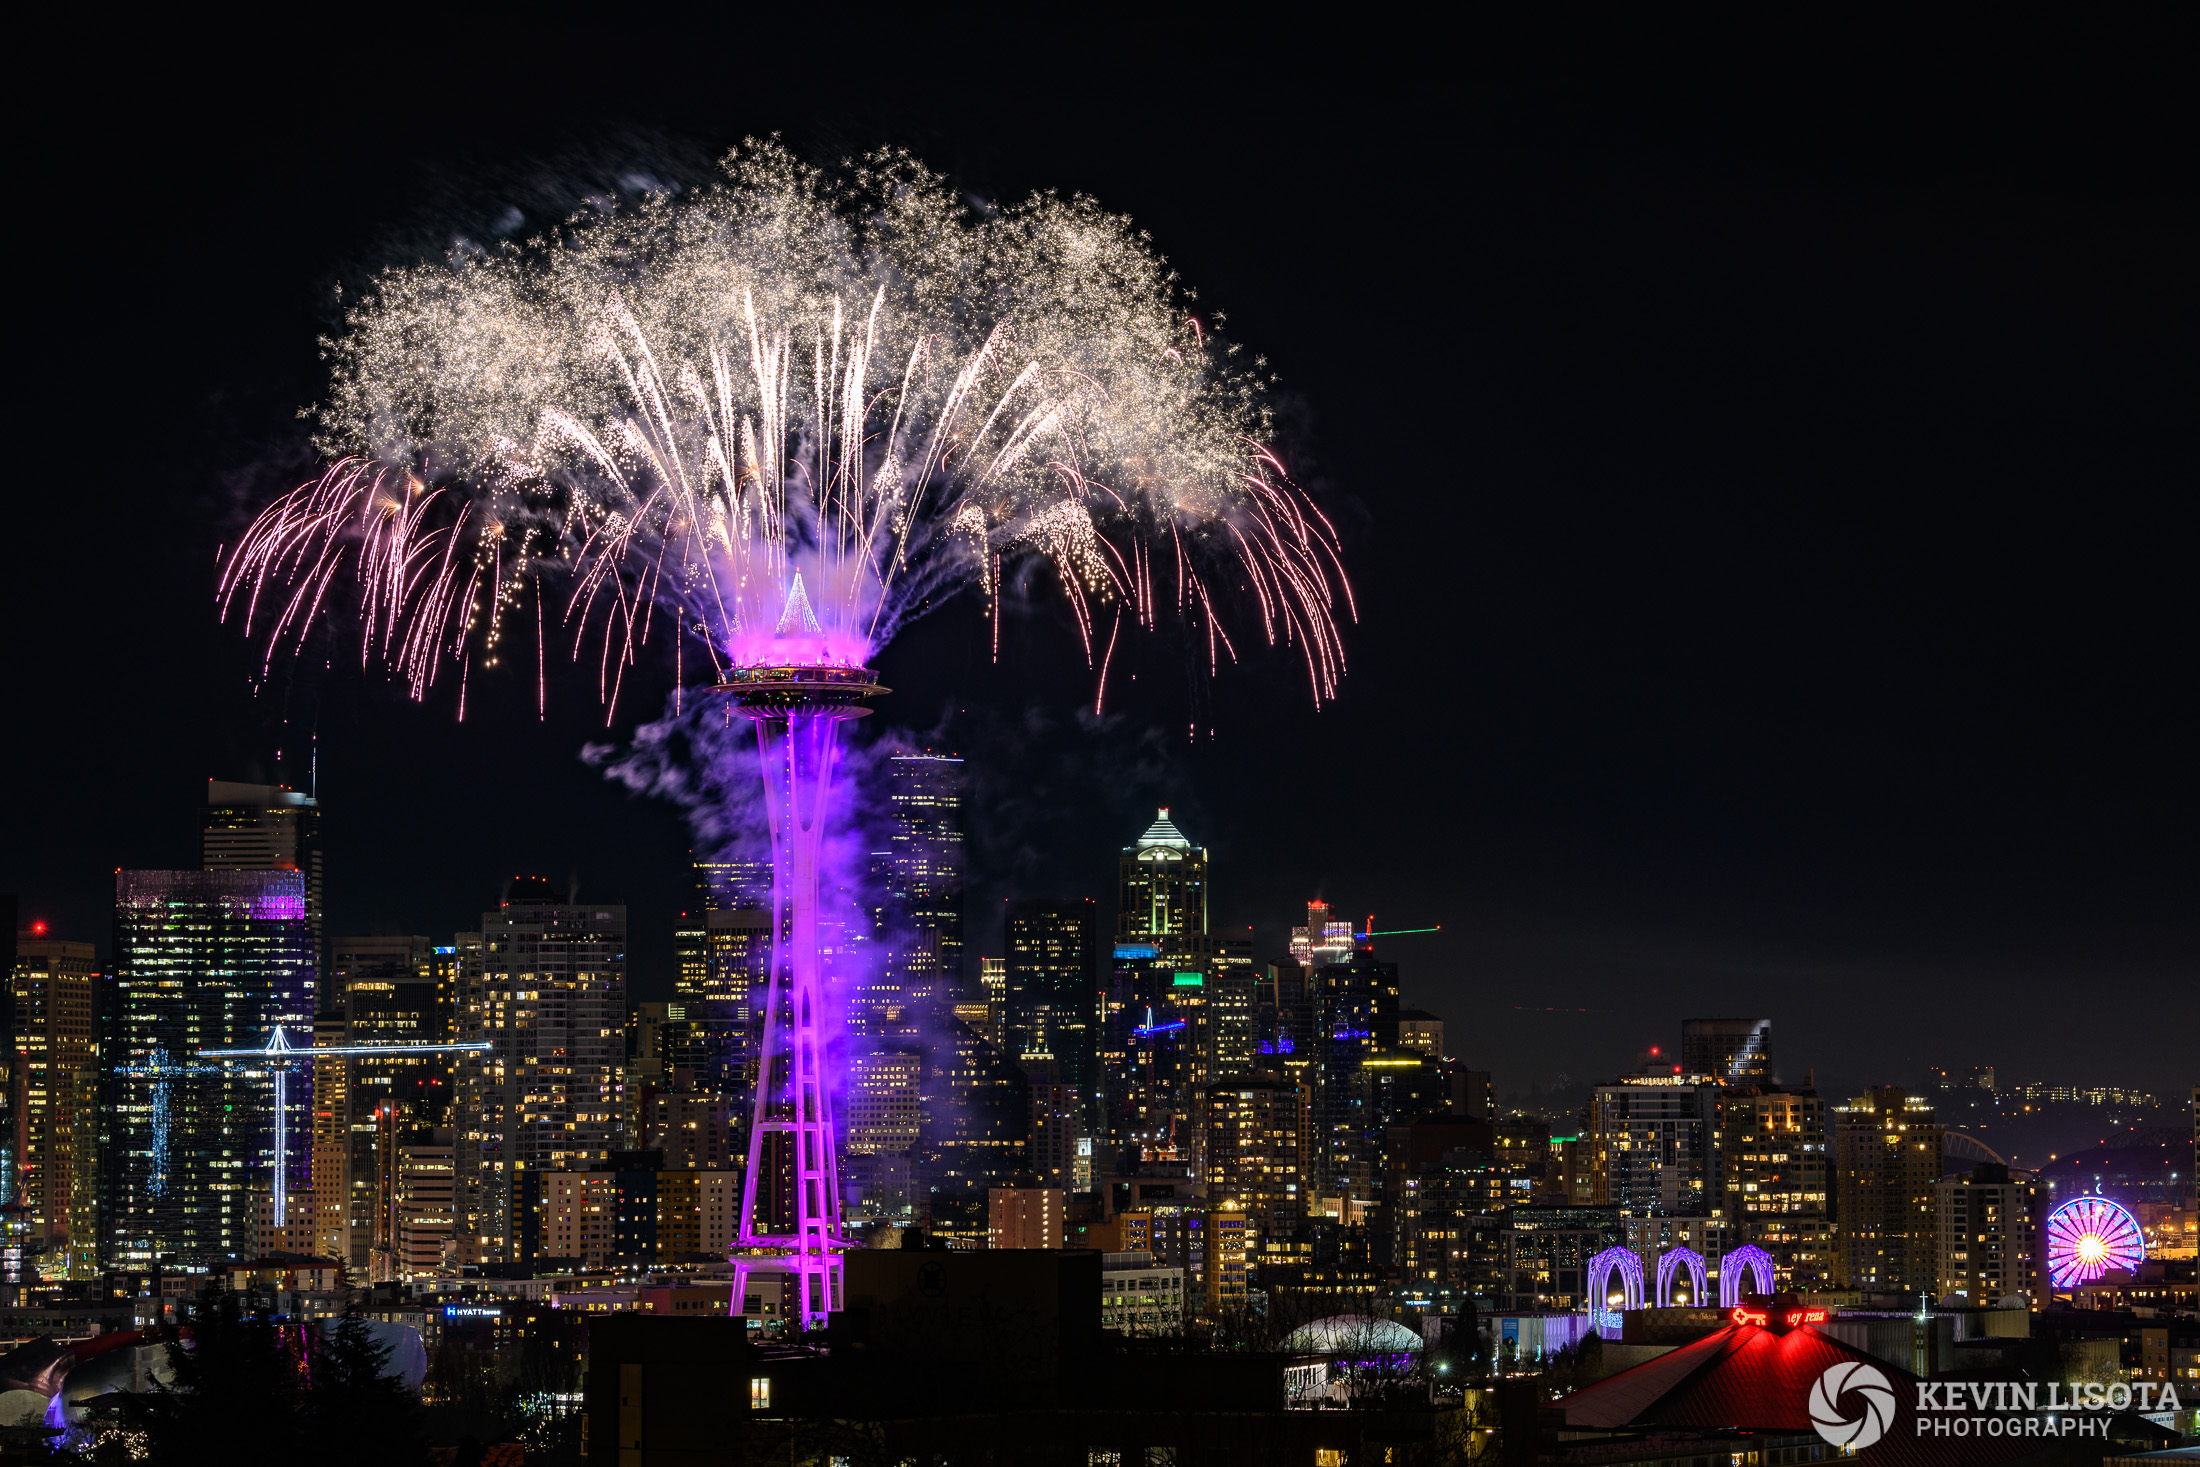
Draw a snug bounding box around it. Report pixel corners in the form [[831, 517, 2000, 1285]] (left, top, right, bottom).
[[846, 1050, 924, 1155], [1499, 1206, 1627, 1312], [693, 856, 775, 910], [873, 753, 966, 1015], [988, 1185, 1065, 1249], [542, 1160, 741, 1268], [106, 869, 316, 1269], [1396, 1010, 1443, 1059], [684, 908, 772, 1091], [1832, 1086, 1945, 1295], [979, 957, 1006, 1030], [1716, 1086, 1832, 1288], [202, 780, 324, 949], [452, 883, 626, 1266], [1681, 1018, 1773, 1086], [649, 1091, 742, 1170], [330, 934, 447, 1269], [1935, 1163, 2036, 1306], [1116, 809, 1207, 945], [1200, 1074, 1307, 1244], [1102, 951, 1198, 1164], [1005, 900, 1101, 1102], [12, 936, 98, 1278], [308, 1012, 350, 1263], [1288, 901, 1355, 968], [1256, 961, 1316, 1070], [1309, 957, 1400, 1201], [395, 1129, 456, 1279], [919, 1020, 1030, 1193], [1588, 1075, 1719, 1217], [1029, 1083, 1092, 1194]]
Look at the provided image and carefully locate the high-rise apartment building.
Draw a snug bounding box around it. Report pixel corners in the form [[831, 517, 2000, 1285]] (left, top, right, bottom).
[[11, 937, 99, 1277], [1005, 899, 1100, 1106], [648, 1092, 742, 1170], [988, 1185, 1065, 1249], [105, 869, 317, 1269], [452, 885, 626, 1266], [845, 1050, 924, 1155], [330, 934, 449, 1269], [1310, 957, 1400, 1200], [202, 780, 324, 949], [1589, 1075, 1719, 1217], [1716, 1086, 1831, 1288], [1201, 1074, 1307, 1244], [1681, 1018, 1773, 1086], [1832, 1086, 1944, 1296], [872, 754, 965, 1023], [1935, 1163, 2036, 1307], [1029, 1083, 1091, 1193], [1117, 810, 1207, 945]]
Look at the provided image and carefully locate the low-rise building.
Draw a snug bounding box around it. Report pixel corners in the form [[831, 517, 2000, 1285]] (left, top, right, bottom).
[[1100, 1250, 1185, 1335]]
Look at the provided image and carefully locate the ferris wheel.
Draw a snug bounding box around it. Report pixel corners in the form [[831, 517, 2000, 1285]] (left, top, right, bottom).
[[2043, 1196, 2144, 1289]]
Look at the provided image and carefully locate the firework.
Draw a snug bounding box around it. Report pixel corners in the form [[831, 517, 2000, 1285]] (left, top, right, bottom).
[[219, 142, 1352, 1327], [220, 142, 1352, 717]]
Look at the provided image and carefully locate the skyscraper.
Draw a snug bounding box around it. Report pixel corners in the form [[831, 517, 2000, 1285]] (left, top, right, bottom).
[[1004, 899, 1101, 1106], [1116, 810, 1206, 945], [1716, 1084, 1832, 1288], [873, 754, 966, 1021], [1935, 1163, 2036, 1307], [1202, 1074, 1307, 1244], [1681, 1018, 1773, 1086], [330, 935, 448, 1269], [452, 883, 626, 1267], [202, 780, 324, 950], [105, 869, 317, 1269], [1588, 1075, 1720, 1217], [1288, 901, 1355, 968], [11, 936, 99, 1278], [1832, 1086, 1944, 1296], [1309, 956, 1400, 1201]]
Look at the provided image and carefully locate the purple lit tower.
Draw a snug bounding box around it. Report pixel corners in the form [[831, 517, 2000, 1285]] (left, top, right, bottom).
[[719, 647, 887, 1330]]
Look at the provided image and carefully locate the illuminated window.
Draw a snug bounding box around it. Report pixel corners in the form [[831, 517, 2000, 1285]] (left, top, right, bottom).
[[749, 1377, 771, 1410]]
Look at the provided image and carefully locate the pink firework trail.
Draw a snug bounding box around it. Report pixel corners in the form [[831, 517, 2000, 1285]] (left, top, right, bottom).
[[222, 145, 1351, 720]]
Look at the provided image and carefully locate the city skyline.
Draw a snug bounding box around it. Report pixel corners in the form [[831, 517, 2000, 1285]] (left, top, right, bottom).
[[6, 25, 2195, 1099]]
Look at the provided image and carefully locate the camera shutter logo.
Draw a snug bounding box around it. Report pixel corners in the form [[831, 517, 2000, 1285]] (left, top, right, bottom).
[[1810, 1361, 1897, 1449]]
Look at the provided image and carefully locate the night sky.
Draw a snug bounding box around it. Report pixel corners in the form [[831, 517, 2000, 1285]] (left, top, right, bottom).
[[10, 19, 2194, 1097]]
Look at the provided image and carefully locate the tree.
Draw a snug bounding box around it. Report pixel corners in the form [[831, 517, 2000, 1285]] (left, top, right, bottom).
[[84, 1287, 303, 1465], [302, 1308, 425, 1467]]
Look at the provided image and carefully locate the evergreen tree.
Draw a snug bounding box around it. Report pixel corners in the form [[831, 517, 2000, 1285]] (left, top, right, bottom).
[[302, 1308, 425, 1467]]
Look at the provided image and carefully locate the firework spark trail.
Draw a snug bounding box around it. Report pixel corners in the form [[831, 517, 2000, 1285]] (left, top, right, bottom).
[[222, 142, 1352, 719]]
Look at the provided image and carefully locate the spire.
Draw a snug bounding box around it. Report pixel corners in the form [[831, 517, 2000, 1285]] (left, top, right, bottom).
[[1135, 807, 1192, 850], [775, 571, 823, 638]]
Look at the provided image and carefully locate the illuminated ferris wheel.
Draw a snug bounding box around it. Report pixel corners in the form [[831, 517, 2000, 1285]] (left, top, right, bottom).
[[2043, 1196, 2144, 1289]]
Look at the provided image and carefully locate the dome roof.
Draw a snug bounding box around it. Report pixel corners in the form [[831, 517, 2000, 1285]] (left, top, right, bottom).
[[1286, 1315, 1425, 1356]]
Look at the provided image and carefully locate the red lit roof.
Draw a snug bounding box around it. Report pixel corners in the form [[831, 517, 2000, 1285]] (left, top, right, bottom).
[[1561, 1323, 2032, 1467]]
